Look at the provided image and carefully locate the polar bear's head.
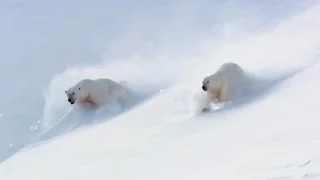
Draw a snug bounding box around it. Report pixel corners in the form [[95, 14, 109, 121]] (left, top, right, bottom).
[[201, 75, 223, 93], [65, 79, 94, 105]]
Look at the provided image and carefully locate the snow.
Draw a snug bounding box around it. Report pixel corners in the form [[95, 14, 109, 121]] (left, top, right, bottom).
[[1, 0, 320, 180]]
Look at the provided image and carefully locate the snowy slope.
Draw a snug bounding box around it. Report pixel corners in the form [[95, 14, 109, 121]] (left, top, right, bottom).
[[1, 59, 320, 180], [1, 0, 320, 180]]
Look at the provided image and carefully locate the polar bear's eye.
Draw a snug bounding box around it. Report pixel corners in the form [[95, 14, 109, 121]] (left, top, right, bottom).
[[65, 91, 67, 94], [206, 81, 209, 84], [78, 87, 81, 90]]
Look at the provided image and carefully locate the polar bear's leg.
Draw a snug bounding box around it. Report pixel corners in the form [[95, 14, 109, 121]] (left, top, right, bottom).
[[217, 82, 229, 102], [201, 94, 214, 112], [201, 106, 211, 113], [191, 92, 212, 113]]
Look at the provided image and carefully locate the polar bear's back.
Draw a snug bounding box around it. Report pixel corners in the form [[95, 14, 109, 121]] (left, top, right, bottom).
[[93, 78, 126, 93], [217, 62, 244, 76], [94, 78, 120, 89], [216, 62, 245, 83], [94, 78, 130, 100]]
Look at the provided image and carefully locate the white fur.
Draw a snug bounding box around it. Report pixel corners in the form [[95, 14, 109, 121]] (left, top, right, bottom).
[[65, 78, 131, 110], [199, 62, 246, 112]]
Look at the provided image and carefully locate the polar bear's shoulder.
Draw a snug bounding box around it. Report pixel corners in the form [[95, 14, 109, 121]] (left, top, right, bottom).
[[93, 78, 114, 83], [77, 78, 96, 86], [94, 78, 128, 87], [219, 62, 241, 69], [218, 62, 243, 73], [215, 62, 244, 80], [93, 78, 121, 87]]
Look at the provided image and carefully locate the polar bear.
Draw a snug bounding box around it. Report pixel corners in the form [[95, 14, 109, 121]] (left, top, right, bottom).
[[65, 78, 131, 110], [199, 62, 246, 112]]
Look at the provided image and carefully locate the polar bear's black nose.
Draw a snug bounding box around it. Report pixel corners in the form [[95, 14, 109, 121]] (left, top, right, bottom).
[[202, 85, 207, 91], [68, 98, 75, 104]]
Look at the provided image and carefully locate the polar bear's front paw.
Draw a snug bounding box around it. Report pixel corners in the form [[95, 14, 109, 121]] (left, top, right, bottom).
[[202, 107, 211, 113]]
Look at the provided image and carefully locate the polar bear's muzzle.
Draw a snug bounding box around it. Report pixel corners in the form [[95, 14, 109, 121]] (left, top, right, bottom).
[[67, 96, 75, 104], [202, 85, 207, 91]]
